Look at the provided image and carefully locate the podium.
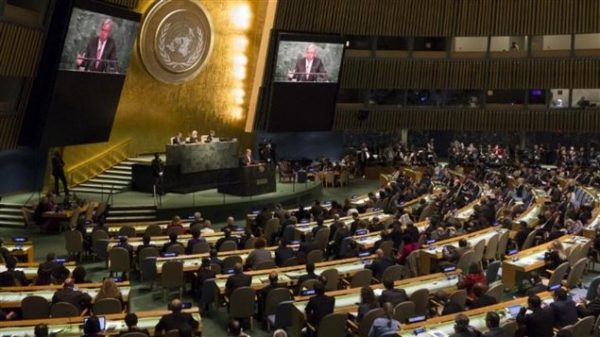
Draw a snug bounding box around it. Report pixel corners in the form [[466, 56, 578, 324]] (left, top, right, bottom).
[[131, 140, 241, 193], [217, 165, 276, 196], [165, 140, 239, 174]]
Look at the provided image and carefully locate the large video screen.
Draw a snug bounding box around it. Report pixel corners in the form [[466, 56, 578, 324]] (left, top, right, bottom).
[[59, 7, 139, 74], [264, 33, 345, 132], [274, 40, 344, 83]]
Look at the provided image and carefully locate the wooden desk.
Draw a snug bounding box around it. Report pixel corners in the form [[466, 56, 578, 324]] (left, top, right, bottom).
[[294, 212, 391, 238], [501, 235, 590, 290], [214, 256, 375, 294], [85, 220, 196, 236], [419, 227, 509, 274], [3, 242, 35, 262], [293, 271, 461, 315], [15, 262, 76, 280], [106, 231, 235, 251], [0, 281, 131, 308], [0, 308, 202, 337], [397, 292, 553, 336], [153, 246, 281, 274], [511, 190, 545, 230]]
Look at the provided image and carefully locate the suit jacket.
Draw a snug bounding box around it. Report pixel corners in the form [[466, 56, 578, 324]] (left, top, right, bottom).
[[483, 327, 506, 337], [297, 272, 319, 294], [291, 57, 328, 82], [366, 257, 394, 279], [6, 269, 27, 286], [118, 327, 150, 337], [517, 307, 555, 337], [469, 294, 498, 309], [52, 288, 92, 311], [81, 37, 118, 72], [378, 288, 408, 307], [225, 272, 252, 297], [305, 294, 335, 326], [275, 246, 295, 266], [154, 312, 199, 334], [550, 299, 578, 327]]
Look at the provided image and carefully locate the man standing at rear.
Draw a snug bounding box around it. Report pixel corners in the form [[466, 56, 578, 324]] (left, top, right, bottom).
[[52, 151, 69, 196]]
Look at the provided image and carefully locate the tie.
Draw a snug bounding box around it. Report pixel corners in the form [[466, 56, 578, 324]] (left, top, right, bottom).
[[96, 41, 103, 69]]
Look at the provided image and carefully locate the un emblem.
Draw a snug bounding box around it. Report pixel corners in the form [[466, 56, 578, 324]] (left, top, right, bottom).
[[139, 0, 213, 84]]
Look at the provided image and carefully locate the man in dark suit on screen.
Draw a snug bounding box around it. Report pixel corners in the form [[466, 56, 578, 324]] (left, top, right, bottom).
[[76, 18, 118, 73], [287, 44, 328, 82]]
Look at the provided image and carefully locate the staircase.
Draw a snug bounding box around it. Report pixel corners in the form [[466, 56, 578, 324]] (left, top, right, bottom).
[[71, 159, 134, 195], [106, 204, 157, 223], [0, 203, 29, 228]]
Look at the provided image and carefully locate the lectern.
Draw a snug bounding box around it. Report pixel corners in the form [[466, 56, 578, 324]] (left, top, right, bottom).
[[217, 164, 276, 196]]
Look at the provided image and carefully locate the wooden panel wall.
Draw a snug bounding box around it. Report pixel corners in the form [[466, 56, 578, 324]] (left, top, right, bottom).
[[333, 107, 600, 133], [340, 58, 600, 89], [275, 0, 600, 36], [0, 21, 44, 150], [0, 22, 44, 77]]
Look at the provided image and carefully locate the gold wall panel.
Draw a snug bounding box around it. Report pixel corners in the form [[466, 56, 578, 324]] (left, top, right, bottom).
[[62, 0, 269, 166]]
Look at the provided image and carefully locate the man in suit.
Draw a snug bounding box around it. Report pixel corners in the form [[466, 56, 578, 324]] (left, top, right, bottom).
[[171, 132, 185, 145], [378, 279, 408, 307], [311, 218, 326, 238], [215, 228, 239, 251], [366, 249, 394, 280], [162, 233, 182, 253], [469, 283, 497, 309], [275, 239, 294, 266], [450, 314, 481, 337], [304, 281, 335, 328], [287, 44, 328, 82], [516, 295, 555, 337], [135, 235, 157, 256], [3, 256, 27, 286], [115, 236, 135, 262], [310, 200, 326, 220], [258, 272, 288, 320], [225, 263, 252, 297], [51, 278, 92, 313], [76, 18, 118, 73], [119, 313, 150, 337], [154, 298, 200, 335], [151, 153, 165, 195], [51, 151, 69, 196], [483, 312, 505, 337], [193, 258, 217, 298], [298, 234, 320, 263], [550, 288, 577, 328], [296, 262, 319, 295]]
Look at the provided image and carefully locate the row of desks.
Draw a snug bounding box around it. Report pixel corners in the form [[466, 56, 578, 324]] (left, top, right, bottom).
[[100, 212, 393, 263], [213, 256, 376, 294], [397, 291, 553, 336], [0, 281, 131, 308], [292, 270, 461, 315], [0, 308, 202, 337], [502, 234, 590, 289]]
